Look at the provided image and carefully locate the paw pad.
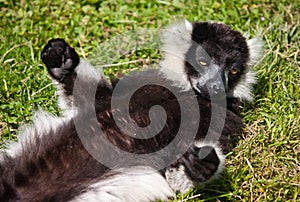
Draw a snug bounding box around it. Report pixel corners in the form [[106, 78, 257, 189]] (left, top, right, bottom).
[[41, 38, 79, 80]]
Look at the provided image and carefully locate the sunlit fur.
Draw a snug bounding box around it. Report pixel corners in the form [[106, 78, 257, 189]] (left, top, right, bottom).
[[0, 21, 263, 201], [160, 20, 264, 101]]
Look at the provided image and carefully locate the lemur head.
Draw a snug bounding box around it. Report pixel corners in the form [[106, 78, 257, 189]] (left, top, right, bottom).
[[159, 20, 264, 101]]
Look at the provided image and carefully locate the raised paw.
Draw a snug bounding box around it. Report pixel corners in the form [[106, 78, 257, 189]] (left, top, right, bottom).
[[41, 38, 79, 80]]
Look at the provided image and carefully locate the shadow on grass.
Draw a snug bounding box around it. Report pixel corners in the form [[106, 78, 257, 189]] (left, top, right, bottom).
[[175, 169, 239, 201]]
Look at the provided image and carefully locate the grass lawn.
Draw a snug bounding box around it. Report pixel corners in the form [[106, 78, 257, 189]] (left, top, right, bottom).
[[0, 0, 299, 201]]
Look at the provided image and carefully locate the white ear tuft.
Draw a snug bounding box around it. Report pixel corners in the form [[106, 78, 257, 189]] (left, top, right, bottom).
[[184, 20, 193, 32], [230, 37, 263, 102], [159, 20, 193, 91], [247, 37, 264, 66]]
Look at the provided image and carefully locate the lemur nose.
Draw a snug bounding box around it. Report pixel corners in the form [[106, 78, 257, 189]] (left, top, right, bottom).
[[208, 77, 227, 96], [212, 84, 222, 94]]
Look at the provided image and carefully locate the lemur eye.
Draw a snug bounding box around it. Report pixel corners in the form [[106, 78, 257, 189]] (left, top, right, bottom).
[[230, 68, 239, 75], [199, 60, 208, 66]]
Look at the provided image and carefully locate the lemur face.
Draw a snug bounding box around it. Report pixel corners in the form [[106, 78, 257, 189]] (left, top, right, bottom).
[[160, 20, 264, 102], [185, 22, 250, 99]]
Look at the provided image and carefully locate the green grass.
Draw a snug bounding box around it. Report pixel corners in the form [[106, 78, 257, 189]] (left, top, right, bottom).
[[0, 0, 299, 201]]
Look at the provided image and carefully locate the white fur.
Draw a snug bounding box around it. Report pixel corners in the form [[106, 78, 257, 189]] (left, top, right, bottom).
[[246, 37, 265, 67], [159, 20, 193, 91], [75, 59, 105, 81], [54, 59, 106, 118], [54, 79, 75, 118], [165, 141, 225, 194], [0, 110, 68, 160], [231, 69, 257, 102], [165, 164, 194, 194], [71, 166, 174, 202], [232, 37, 264, 101], [184, 19, 193, 32], [1, 60, 105, 158]]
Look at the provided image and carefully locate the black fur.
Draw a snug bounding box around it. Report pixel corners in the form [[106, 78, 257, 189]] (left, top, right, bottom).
[[41, 38, 79, 81], [0, 21, 252, 201], [178, 146, 220, 182], [185, 22, 249, 98], [0, 121, 110, 201]]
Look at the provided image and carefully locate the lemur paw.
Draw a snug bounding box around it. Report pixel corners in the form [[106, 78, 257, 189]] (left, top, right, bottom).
[[179, 145, 222, 183], [165, 145, 223, 193], [41, 38, 79, 80]]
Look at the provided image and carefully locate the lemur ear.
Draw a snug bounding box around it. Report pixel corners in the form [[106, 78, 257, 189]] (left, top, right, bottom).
[[247, 37, 264, 66], [184, 20, 193, 32]]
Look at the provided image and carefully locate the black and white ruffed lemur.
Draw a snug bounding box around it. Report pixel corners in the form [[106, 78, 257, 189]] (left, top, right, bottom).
[[0, 20, 263, 201]]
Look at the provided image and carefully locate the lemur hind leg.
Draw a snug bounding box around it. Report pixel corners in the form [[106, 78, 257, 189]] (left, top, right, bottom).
[[41, 39, 111, 116], [41, 39, 79, 116]]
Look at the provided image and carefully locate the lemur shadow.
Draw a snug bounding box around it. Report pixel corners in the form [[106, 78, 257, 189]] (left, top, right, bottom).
[[249, 76, 269, 107], [175, 170, 237, 201]]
